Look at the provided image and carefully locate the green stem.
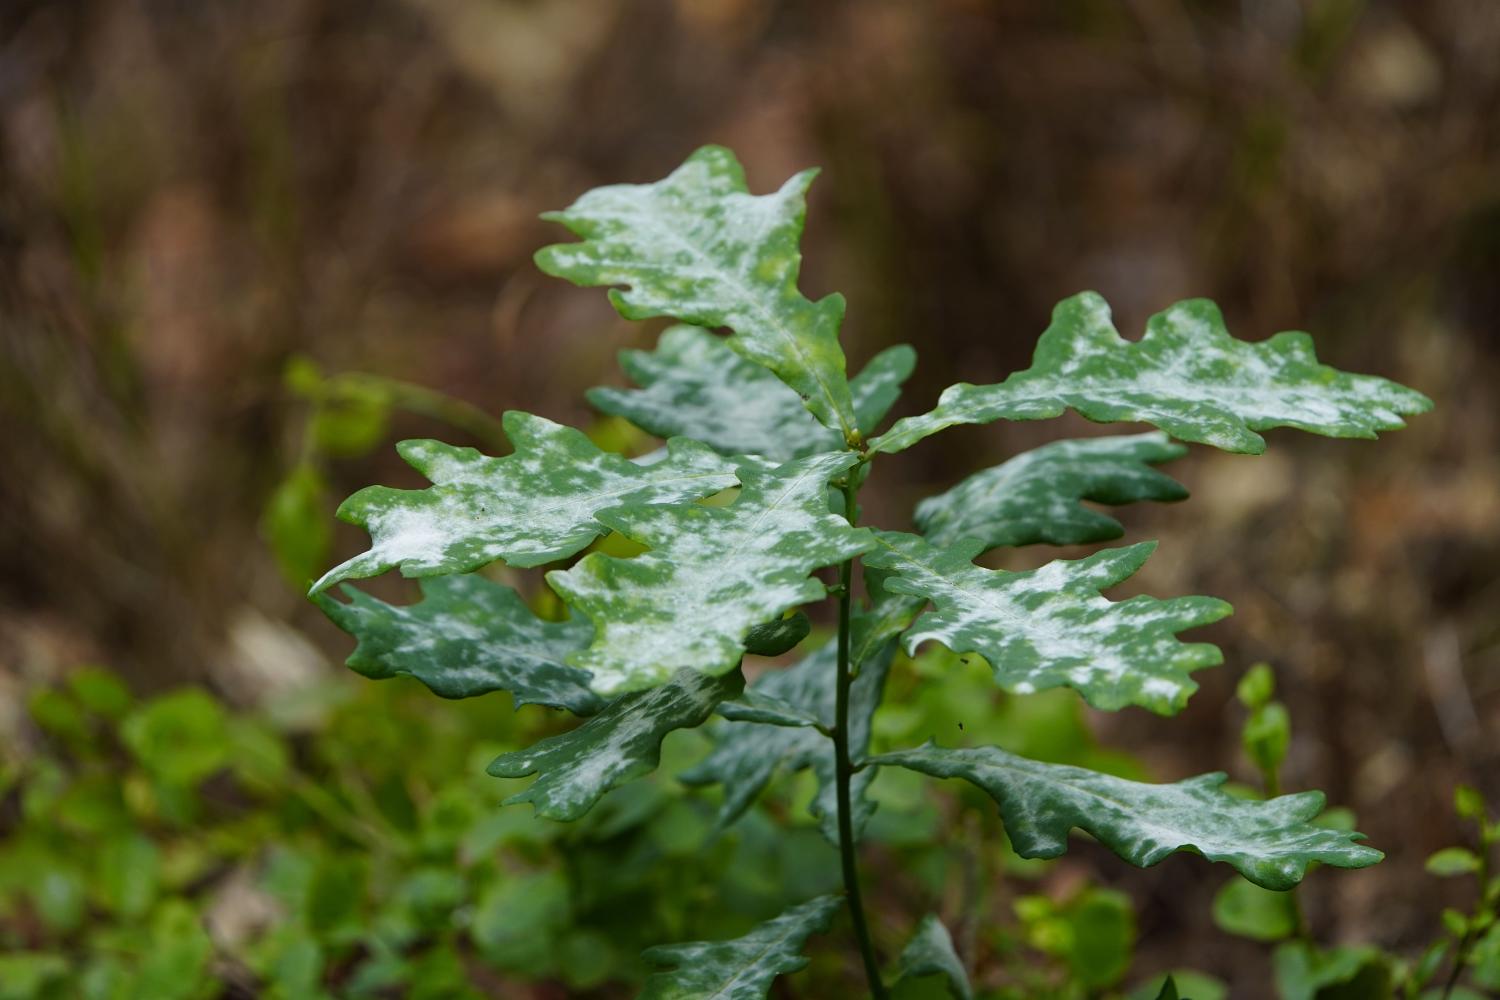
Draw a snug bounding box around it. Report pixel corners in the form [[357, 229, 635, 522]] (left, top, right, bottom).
[[835, 474, 887, 999], [1442, 849, 1492, 1000]]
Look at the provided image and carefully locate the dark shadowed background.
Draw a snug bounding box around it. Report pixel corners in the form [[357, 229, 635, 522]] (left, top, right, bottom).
[[2, 1, 1497, 996]]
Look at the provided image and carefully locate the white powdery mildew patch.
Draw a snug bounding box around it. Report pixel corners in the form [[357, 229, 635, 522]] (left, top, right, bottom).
[[535, 145, 858, 438], [640, 895, 842, 999], [877, 744, 1381, 890], [870, 533, 1230, 714], [549, 451, 872, 697], [488, 668, 733, 821], [591, 325, 843, 460], [316, 575, 602, 712], [915, 431, 1186, 549], [593, 327, 916, 461], [872, 290, 1430, 455], [309, 412, 737, 593], [682, 636, 895, 843]]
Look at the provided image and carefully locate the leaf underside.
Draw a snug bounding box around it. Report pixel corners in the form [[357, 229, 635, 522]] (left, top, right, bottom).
[[895, 914, 973, 1000], [871, 291, 1433, 455], [639, 894, 842, 1000], [875, 743, 1382, 890], [536, 145, 860, 441], [590, 325, 916, 461], [311, 411, 736, 594], [547, 451, 873, 696], [486, 668, 742, 821], [681, 632, 897, 846], [866, 532, 1231, 715], [313, 574, 604, 715], [915, 432, 1188, 550]]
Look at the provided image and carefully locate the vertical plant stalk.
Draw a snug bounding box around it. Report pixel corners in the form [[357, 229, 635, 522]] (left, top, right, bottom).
[[1260, 757, 1310, 942], [1442, 846, 1492, 1000], [835, 472, 888, 998]]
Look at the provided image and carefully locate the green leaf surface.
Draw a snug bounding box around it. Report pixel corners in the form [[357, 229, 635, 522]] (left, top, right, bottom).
[[681, 634, 896, 845], [1425, 846, 1481, 877], [590, 325, 915, 459], [915, 432, 1187, 550], [1129, 972, 1227, 1000], [1272, 942, 1391, 1000], [874, 742, 1382, 890], [1211, 876, 1298, 942], [865, 532, 1231, 714], [313, 575, 604, 715], [742, 611, 812, 658], [487, 669, 742, 821], [311, 411, 736, 593], [638, 893, 841, 999], [548, 452, 873, 696], [537, 146, 860, 441], [895, 914, 972, 1000], [871, 292, 1431, 455]]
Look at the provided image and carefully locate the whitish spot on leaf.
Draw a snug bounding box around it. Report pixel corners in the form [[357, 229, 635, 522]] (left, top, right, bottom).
[[548, 451, 874, 697], [681, 632, 896, 845], [314, 575, 604, 715], [876, 742, 1382, 890], [590, 325, 916, 461], [866, 532, 1231, 715], [638, 894, 842, 999], [310, 411, 736, 593], [872, 291, 1431, 455], [537, 146, 861, 441], [487, 668, 741, 821], [916, 432, 1188, 550]]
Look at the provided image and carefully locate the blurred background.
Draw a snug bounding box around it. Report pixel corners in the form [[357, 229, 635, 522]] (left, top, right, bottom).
[[1, 0, 1497, 996]]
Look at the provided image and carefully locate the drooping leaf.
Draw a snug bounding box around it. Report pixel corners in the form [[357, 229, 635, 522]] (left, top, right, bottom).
[[548, 452, 873, 696], [589, 325, 915, 460], [486, 669, 742, 821], [536, 146, 861, 441], [638, 894, 841, 999], [312, 575, 604, 715], [681, 633, 896, 845], [864, 532, 1231, 715], [742, 611, 812, 658], [874, 742, 1383, 890], [871, 292, 1432, 455], [895, 914, 973, 1000], [311, 411, 736, 593], [915, 432, 1187, 550]]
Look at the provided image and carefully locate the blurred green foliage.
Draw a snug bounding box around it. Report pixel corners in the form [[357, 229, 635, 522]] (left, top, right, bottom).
[[0, 644, 1240, 997]]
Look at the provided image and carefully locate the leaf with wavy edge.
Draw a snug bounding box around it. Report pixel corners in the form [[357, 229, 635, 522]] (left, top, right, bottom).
[[917, 432, 1188, 550], [871, 292, 1431, 455], [864, 532, 1230, 715], [895, 914, 973, 1000], [639, 894, 841, 1000], [589, 325, 916, 460], [874, 743, 1382, 890], [680, 634, 895, 845], [486, 668, 741, 821], [548, 452, 874, 696], [313, 575, 604, 715], [310, 411, 736, 594], [536, 146, 860, 441]]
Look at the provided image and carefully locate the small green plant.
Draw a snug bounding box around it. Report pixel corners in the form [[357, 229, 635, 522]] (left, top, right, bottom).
[[1214, 665, 1499, 999], [311, 147, 1431, 997]]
